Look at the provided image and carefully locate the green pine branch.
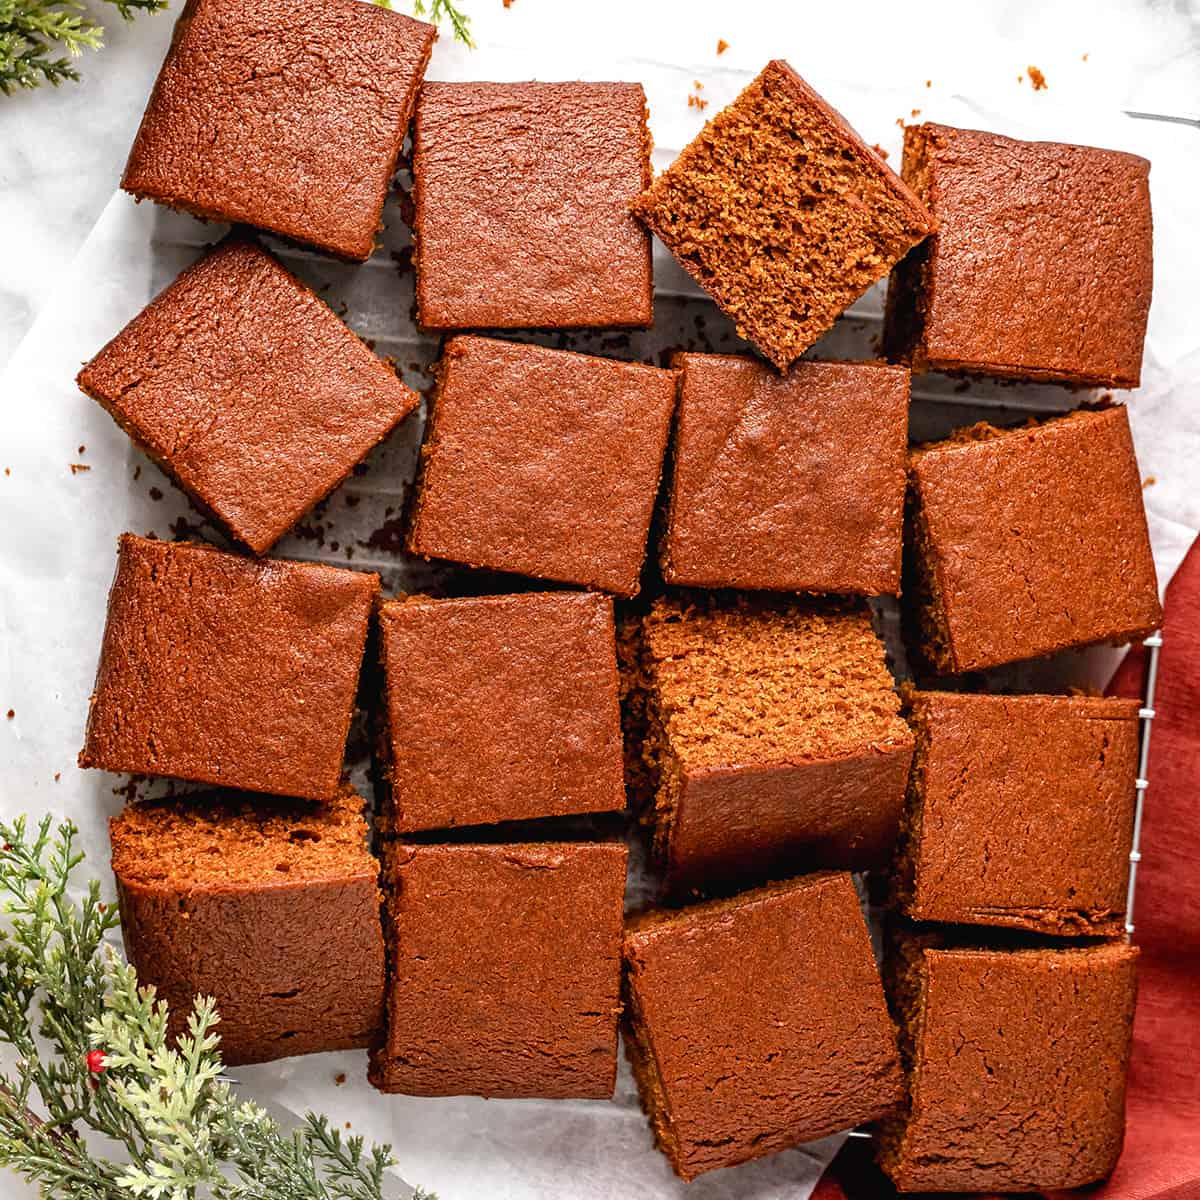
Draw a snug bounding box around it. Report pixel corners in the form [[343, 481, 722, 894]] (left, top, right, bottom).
[[0, 816, 433, 1200]]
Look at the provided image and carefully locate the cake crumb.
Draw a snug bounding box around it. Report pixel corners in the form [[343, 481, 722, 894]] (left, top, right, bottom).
[[3, 468, 9, 476], [1082, 52, 1089, 62], [344, 1121, 352, 1130], [688, 93, 709, 111], [925, 79, 931, 88], [133, 465, 141, 481], [78, 444, 86, 455], [716, 38, 728, 55], [910, 108, 921, 118], [1142, 476, 1156, 489], [54, 772, 61, 782], [6, 710, 13, 720], [69, 463, 91, 474], [335, 1072, 347, 1085], [503, 0, 514, 6], [149, 487, 163, 501], [872, 144, 889, 160], [895, 117, 905, 129], [1028, 65, 1047, 90]]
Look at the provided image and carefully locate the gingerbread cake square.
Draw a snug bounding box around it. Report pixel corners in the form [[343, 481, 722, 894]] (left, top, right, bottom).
[[78, 240, 420, 554], [631, 60, 931, 370], [79, 535, 378, 800], [896, 691, 1140, 936], [110, 787, 385, 1066], [376, 591, 625, 832], [413, 82, 653, 329], [623, 594, 913, 894], [884, 123, 1152, 388], [880, 938, 1137, 1192], [904, 406, 1162, 674], [407, 336, 677, 596], [122, 0, 435, 260], [624, 873, 903, 1181], [370, 841, 627, 1098], [662, 353, 909, 594]]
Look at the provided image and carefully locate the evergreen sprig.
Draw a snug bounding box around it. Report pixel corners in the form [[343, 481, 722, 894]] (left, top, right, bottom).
[[0, 816, 432, 1200]]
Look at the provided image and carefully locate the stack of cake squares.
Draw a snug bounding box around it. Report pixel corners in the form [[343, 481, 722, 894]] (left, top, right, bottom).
[[79, 3, 1161, 1192]]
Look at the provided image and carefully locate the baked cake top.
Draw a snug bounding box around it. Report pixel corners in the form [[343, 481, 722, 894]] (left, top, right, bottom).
[[407, 336, 676, 596], [663, 353, 909, 594], [79, 535, 378, 800], [631, 60, 931, 370], [908, 406, 1162, 672], [122, 0, 436, 260], [885, 123, 1152, 388], [78, 240, 419, 554], [377, 591, 625, 831], [624, 873, 903, 1180], [413, 82, 653, 329]]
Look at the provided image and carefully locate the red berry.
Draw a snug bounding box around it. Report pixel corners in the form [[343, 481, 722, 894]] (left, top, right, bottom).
[[86, 1049, 106, 1074]]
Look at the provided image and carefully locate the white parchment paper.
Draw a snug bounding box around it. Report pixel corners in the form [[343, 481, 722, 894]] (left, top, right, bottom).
[[2, 9, 1199, 1198]]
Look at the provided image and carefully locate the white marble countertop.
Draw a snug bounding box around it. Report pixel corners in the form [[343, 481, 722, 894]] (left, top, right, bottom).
[[2, 0, 1200, 370]]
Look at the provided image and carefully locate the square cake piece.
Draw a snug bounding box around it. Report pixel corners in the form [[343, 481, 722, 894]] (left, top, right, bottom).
[[110, 787, 385, 1066], [884, 124, 1153, 388], [896, 691, 1140, 936], [904, 406, 1162, 674], [630, 60, 931, 371], [407, 336, 677, 596], [370, 841, 628, 1098], [662, 353, 909, 594], [78, 240, 420, 554], [624, 873, 903, 1181], [79, 535, 378, 800], [623, 595, 913, 894], [880, 938, 1137, 1192], [376, 591, 625, 832], [413, 82, 653, 329], [122, 0, 435, 260]]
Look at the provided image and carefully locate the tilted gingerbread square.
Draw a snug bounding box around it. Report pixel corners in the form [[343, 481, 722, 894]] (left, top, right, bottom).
[[79, 535, 378, 800], [370, 841, 627, 1098], [122, 0, 435, 260], [78, 240, 419, 554], [631, 60, 931, 370], [880, 938, 1137, 1192], [884, 123, 1152, 387], [407, 336, 677, 596], [110, 787, 385, 1066], [376, 591, 625, 832], [413, 82, 653, 329], [623, 594, 913, 895], [904, 406, 1162, 674], [662, 353, 909, 594], [624, 873, 903, 1181], [896, 691, 1140, 936]]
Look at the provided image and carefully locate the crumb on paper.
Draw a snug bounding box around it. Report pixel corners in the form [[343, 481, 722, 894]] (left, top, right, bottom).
[[1028, 65, 1047, 90], [910, 108, 921, 118], [716, 38, 728, 55], [693, 80, 704, 90], [503, 0, 514, 7], [3, 468, 9, 477], [895, 117, 906, 129], [69, 463, 91, 474], [133, 465, 141, 481], [688, 93, 709, 111], [335, 1072, 347, 1085], [6, 710, 13, 720], [1143, 476, 1157, 489], [925, 79, 931, 88], [872, 144, 889, 160], [1017, 73, 1024, 84], [54, 772, 61, 782], [1082, 52, 1089, 62], [344, 1121, 352, 1130], [78, 444, 86, 455], [149, 487, 163, 501]]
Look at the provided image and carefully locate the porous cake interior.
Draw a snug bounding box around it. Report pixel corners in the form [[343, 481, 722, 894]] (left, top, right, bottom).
[[624, 596, 909, 869], [888, 690, 929, 911], [110, 788, 375, 887], [632, 63, 930, 369]]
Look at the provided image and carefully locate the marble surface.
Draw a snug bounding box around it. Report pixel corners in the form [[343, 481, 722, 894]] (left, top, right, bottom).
[[2, 0, 1200, 369]]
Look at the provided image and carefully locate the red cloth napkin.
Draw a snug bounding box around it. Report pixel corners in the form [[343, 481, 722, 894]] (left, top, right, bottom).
[[819, 534, 1200, 1200]]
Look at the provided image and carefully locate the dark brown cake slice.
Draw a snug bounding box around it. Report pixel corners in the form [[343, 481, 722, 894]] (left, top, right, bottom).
[[624, 594, 913, 894], [79, 535, 378, 800], [895, 691, 1140, 936], [78, 240, 419, 554], [122, 0, 435, 260], [884, 123, 1152, 388], [110, 787, 385, 1066], [662, 352, 910, 594], [376, 591, 625, 831], [904, 406, 1162, 674], [624, 873, 903, 1181], [879, 936, 1137, 1192], [413, 82, 653, 329], [370, 841, 627, 1099], [406, 336, 676, 596], [631, 60, 931, 370]]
